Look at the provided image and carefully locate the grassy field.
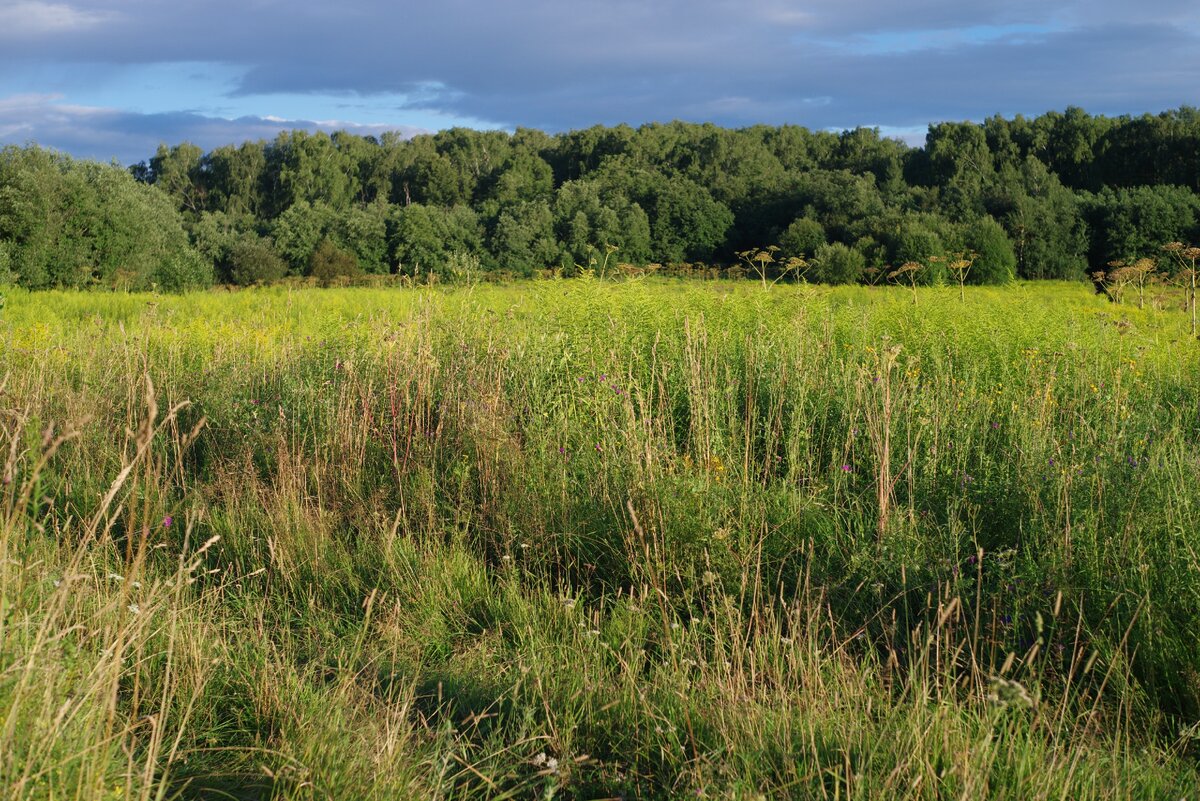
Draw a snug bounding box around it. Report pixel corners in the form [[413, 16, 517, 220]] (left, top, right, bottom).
[[1, 278, 1199, 799]]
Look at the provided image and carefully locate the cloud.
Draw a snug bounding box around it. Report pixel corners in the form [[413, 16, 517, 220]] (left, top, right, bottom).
[[1, 0, 1198, 158], [0, 1, 113, 38], [0, 94, 427, 164]]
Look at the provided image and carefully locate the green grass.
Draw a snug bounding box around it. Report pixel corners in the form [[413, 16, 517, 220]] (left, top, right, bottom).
[[2, 278, 1199, 799]]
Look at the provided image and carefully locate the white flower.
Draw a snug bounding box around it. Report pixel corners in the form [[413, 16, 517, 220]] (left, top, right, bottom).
[[127, 604, 141, 615], [107, 573, 124, 582]]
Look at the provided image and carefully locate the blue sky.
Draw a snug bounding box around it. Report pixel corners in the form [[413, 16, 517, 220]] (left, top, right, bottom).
[[1, 0, 1198, 164]]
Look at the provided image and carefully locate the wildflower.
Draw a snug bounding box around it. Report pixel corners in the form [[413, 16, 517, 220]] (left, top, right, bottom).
[[128, 603, 141, 615], [987, 676, 1036, 709], [840, 464, 853, 472], [107, 573, 125, 582], [162, 515, 173, 528]]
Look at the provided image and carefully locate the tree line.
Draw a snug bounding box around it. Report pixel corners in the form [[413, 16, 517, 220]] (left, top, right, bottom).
[[2, 106, 1200, 290]]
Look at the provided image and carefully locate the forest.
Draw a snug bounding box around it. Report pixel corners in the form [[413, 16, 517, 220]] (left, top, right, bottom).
[[2, 106, 1200, 290]]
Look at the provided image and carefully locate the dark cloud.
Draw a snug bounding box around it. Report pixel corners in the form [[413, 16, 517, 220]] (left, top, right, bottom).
[[2, 0, 1199, 159], [0, 95, 425, 164]]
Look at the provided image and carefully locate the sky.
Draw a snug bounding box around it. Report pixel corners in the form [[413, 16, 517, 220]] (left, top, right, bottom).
[[1, 0, 1198, 165]]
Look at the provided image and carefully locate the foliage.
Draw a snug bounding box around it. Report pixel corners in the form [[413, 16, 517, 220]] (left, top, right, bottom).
[[964, 215, 1017, 284], [0, 145, 209, 290], [778, 216, 827, 259], [308, 238, 362, 286], [228, 234, 287, 286], [7, 108, 1200, 292], [811, 241, 865, 284]]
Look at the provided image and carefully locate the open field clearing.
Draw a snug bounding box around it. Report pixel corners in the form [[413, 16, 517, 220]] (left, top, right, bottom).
[[2, 279, 1200, 799]]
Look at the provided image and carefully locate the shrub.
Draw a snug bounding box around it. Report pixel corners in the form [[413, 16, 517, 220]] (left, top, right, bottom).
[[811, 242, 865, 284], [309, 238, 362, 287], [964, 215, 1017, 284], [228, 235, 287, 286], [778, 217, 826, 260]]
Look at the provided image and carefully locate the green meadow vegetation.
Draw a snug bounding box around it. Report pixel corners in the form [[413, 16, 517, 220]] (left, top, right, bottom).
[[2, 278, 1200, 799]]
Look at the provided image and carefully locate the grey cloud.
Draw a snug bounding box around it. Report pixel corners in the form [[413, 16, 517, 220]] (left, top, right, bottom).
[[0, 96, 426, 164], [2, 0, 1199, 158]]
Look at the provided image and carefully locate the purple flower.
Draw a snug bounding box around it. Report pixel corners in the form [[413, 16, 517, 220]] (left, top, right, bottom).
[[840, 464, 854, 472], [162, 515, 173, 528]]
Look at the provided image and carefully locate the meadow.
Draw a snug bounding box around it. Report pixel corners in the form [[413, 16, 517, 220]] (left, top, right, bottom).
[[1, 278, 1199, 799]]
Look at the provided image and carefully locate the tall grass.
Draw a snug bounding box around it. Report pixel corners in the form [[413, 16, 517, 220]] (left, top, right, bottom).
[[1, 278, 1198, 799]]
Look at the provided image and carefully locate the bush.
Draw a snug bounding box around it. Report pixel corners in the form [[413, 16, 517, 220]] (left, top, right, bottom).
[[964, 215, 1017, 284], [811, 242, 865, 284], [309, 238, 361, 287], [778, 217, 826, 260], [894, 228, 946, 285], [228, 236, 287, 286]]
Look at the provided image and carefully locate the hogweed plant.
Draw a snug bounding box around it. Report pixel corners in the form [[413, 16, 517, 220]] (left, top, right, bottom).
[[948, 250, 978, 303], [1163, 241, 1200, 337], [889, 261, 924, 305]]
